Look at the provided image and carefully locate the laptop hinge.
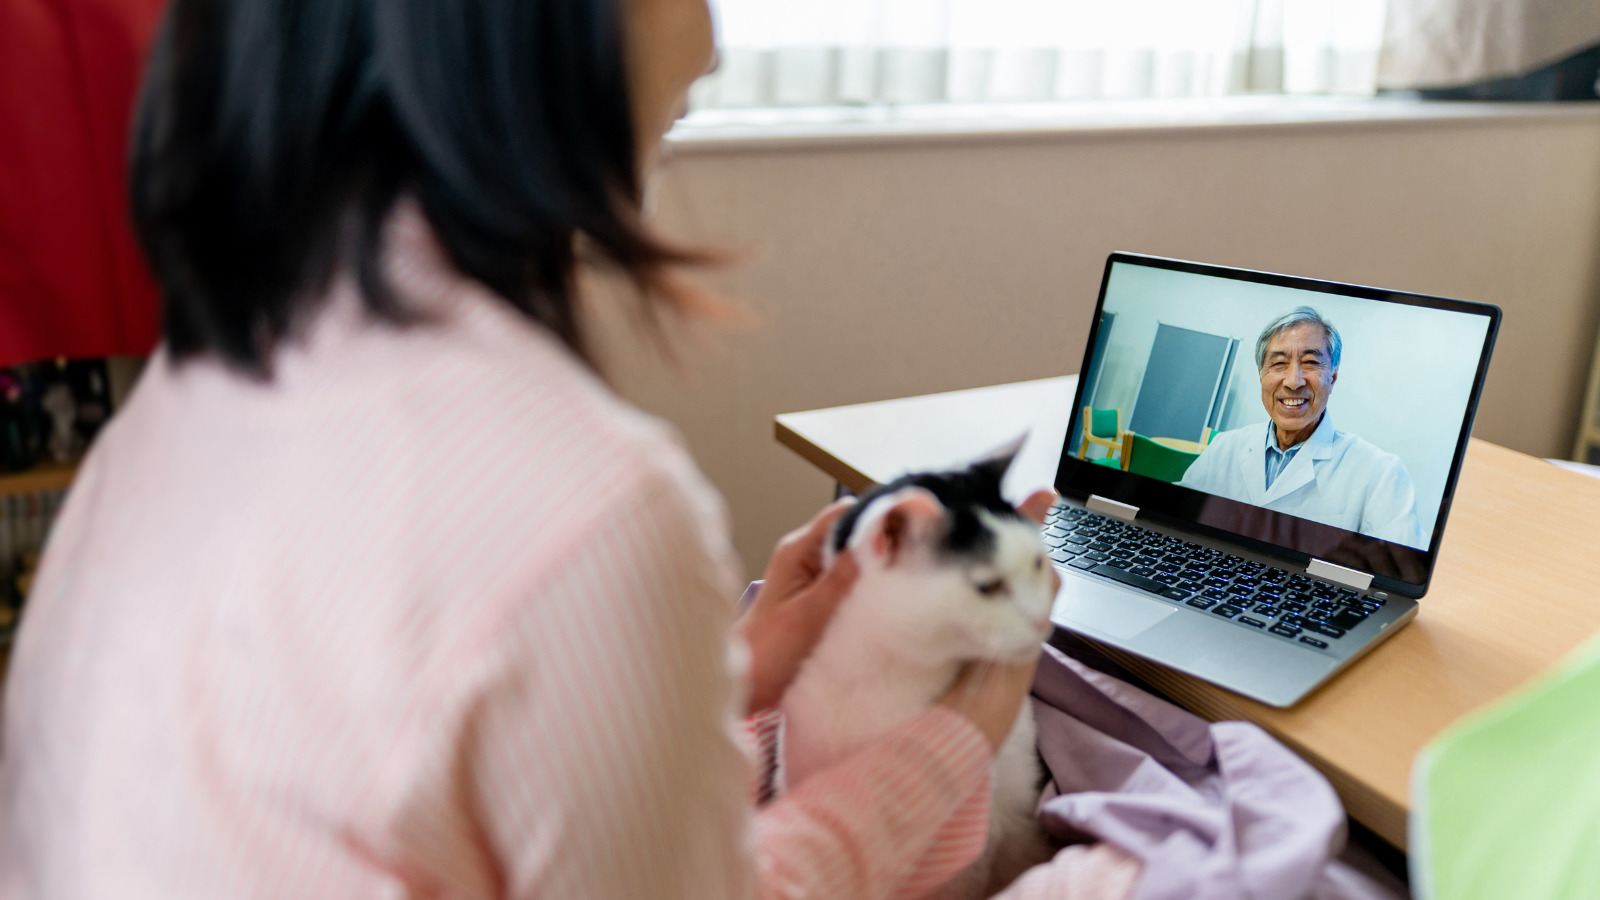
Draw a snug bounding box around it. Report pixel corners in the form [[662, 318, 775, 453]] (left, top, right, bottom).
[[1307, 558, 1374, 591], [1086, 494, 1139, 521]]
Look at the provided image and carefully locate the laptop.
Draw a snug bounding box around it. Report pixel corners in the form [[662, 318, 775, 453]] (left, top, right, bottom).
[[1045, 253, 1499, 707]]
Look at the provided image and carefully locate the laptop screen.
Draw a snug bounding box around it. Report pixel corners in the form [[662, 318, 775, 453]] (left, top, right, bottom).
[[1057, 254, 1498, 596]]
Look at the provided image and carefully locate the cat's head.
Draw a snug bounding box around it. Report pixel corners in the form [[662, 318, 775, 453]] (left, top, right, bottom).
[[830, 439, 1055, 666]]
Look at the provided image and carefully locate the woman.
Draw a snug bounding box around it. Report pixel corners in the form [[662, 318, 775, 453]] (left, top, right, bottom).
[[0, 0, 1138, 896]]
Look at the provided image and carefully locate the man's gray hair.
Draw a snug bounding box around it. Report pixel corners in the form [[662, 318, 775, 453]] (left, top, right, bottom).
[[1254, 306, 1341, 371]]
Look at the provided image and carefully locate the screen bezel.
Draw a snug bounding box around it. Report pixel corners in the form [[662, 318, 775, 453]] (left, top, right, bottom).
[[1054, 252, 1501, 599]]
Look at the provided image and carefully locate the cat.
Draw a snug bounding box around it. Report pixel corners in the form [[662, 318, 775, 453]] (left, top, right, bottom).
[[779, 440, 1059, 899]]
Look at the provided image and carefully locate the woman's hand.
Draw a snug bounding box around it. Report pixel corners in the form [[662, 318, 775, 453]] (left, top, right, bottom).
[[739, 499, 860, 716], [938, 658, 1042, 750], [940, 487, 1058, 749]]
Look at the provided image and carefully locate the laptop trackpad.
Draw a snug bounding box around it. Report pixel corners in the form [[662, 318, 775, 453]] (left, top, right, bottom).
[[1050, 575, 1175, 641]]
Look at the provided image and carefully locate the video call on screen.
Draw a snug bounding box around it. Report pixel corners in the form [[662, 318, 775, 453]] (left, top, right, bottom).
[[1068, 263, 1490, 553]]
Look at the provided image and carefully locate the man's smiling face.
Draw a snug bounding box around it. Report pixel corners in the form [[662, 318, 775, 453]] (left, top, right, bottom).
[[1259, 322, 1337, 448]]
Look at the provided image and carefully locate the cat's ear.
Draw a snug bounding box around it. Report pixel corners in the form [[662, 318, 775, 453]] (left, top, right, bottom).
[[969, 433, 1028, 484], [855, 487, 945, 567]]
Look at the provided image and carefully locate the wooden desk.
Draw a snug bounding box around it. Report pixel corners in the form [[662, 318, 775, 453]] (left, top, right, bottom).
[[777, 376, 1600, 849]]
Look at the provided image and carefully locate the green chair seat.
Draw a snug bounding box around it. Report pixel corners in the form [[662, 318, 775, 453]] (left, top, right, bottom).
[[1125, 433, 1199, 483], [1091, 456, 1122, 469]]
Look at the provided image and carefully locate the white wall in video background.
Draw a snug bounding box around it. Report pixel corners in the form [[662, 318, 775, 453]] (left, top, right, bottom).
[[1087, 264, 1490, 540]]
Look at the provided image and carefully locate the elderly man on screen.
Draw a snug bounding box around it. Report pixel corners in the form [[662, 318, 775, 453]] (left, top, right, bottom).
[[1177, 307, 1425, 548]]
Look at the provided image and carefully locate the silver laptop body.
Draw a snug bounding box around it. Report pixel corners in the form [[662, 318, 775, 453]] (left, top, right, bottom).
[[1045, 254, 1499, 707]]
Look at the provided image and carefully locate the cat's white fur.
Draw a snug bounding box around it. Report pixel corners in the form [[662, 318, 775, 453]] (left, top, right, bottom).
[[781, 485, 1058, 899]]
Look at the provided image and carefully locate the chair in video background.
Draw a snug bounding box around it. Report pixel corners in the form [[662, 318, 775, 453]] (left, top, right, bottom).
[[1079, 405, 1124, 464]]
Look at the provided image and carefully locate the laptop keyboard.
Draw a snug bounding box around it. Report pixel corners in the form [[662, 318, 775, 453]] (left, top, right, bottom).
[[1043, 504, 1386, 649]]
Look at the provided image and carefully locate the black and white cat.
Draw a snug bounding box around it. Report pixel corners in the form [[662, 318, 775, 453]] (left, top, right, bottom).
[[780, 442, 1058, 899]]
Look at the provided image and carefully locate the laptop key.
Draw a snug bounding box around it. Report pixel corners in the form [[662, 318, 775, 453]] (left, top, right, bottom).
[[1308, 622, 1346, 639], [1270, 623, 1300, 638], [1048, 548, 1080, 564], [1068, 558, 1096, 570], [1237, 615, 1266, 628], [1105, 558, 1133, 570], [1090, 562, 1168, 593], [1298, 636, 1329, 649], [1086, 551, 1109, 561], [1328, 611, 1364, 631], [1130, 565, 1156, 577], [1186, 598, 1216, 610], [1161, 588, 1192, 601], [1153, 573, 1180, 586], [1212, 604, 1246, 618]]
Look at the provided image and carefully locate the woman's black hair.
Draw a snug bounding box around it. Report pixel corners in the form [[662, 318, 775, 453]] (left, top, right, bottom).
[[130, 0, 695, 375]]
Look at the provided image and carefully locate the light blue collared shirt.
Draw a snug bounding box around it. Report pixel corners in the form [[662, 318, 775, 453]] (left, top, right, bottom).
[[1264, 420, 1305, 490]]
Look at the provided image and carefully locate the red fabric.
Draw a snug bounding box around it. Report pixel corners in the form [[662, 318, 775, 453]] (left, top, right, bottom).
[[0, 0, 167, 367]]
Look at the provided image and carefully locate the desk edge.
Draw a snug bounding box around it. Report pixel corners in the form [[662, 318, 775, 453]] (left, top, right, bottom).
[[775, 419, 879, 495]]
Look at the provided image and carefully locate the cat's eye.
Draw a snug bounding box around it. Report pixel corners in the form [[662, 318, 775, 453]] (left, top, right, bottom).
[[976, 578, 1007, 597]]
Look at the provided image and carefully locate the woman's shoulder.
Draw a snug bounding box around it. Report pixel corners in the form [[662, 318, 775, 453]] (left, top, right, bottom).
[[406, 293, 735, 569], [369, 306, 741, 654], [420, 292, 705, 500], [264, 276, 697, 495], [137, 284, 736, 599]]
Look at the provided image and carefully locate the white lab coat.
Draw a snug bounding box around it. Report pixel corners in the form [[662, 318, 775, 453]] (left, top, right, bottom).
[[1177, 415, 1426, 549]]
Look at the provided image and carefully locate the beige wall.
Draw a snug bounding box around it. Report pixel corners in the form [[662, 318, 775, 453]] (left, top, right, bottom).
[[593, 111, 1600, 577]]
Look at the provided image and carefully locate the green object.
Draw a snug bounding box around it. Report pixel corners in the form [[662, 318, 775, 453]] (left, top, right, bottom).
[[1124, 433, 1199, 483], [1089, 407, 1119, 439], [1413, 631, 1600, 900], [1092, 456, 1122, 469]]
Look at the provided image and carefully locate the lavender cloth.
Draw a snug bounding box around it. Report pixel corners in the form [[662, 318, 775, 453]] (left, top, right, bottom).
[[1031, 643, 1408, 900]]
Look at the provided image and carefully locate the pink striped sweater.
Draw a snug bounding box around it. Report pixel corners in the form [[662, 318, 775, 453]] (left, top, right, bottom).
[[0, 211, 1137, 899]]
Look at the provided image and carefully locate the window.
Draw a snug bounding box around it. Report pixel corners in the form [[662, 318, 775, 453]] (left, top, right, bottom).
[[690, 0, 1389, 111]]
